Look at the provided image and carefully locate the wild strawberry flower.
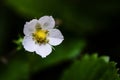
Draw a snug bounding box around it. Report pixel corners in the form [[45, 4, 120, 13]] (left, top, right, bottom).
[[22, 16, 64, 58]]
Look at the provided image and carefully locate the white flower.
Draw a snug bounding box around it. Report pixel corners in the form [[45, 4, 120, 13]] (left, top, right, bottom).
[[22, 16, 64, 58]]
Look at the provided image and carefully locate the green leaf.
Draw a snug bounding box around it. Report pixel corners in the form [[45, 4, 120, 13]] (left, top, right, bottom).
[[60, 54, 120, 80], [5, 0, 61, 17], [28, 38, 86, 72], [5, 0, 120, 36], [13, 35, 23, 51], [0, 58, 29, 80], [0, 38, 85, 80]]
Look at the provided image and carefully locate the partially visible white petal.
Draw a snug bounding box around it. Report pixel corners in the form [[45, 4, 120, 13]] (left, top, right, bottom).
[[48, 29, 64, 39], [24, 19, 38, 36], [35, 44, 52, 58], [38, 16, 55, 29], [48, 37, 64, 46], [22, 36, 36, 52], [48, 29, 64, 46]]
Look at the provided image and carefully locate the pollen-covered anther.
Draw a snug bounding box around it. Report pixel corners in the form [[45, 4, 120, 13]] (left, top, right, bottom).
[[32, 29, 49, 44]]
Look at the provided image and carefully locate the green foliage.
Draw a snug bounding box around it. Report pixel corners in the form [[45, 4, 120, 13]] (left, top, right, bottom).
[[61, 54, 120, 80], [5, 0, 120, 36], [0, 59, 29, 80], [27, 38, 86, 72], [13, 35, 23, 50], [0, 38, 86, 80], [5, 0, 61, 17]]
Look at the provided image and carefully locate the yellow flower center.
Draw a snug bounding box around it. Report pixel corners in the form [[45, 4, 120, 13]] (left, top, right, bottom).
[[32, 29, 49, 44], [36, 30, 47, 39]]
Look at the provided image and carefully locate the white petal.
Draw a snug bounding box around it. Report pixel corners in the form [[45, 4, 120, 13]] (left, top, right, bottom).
[[22, 36, 36, 52], [38, 16, 55, 29], [48, 29, 64, 38], [48, 29, 64, 46], [24, 19, 38, 36], [48, 37, 64, 46], [35, 44, 52, 58]]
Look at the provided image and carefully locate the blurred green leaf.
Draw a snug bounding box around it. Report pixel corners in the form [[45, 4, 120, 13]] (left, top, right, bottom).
[[13, 35, 23, 50], [60, 54, 120, 80], [5, 0, 96, 36], [0, 59, 29, 80], [28, 38, 86, 72], [0, 38, 85, 80], [5, 0, 61, 17], [5, 0, 120, 36]]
